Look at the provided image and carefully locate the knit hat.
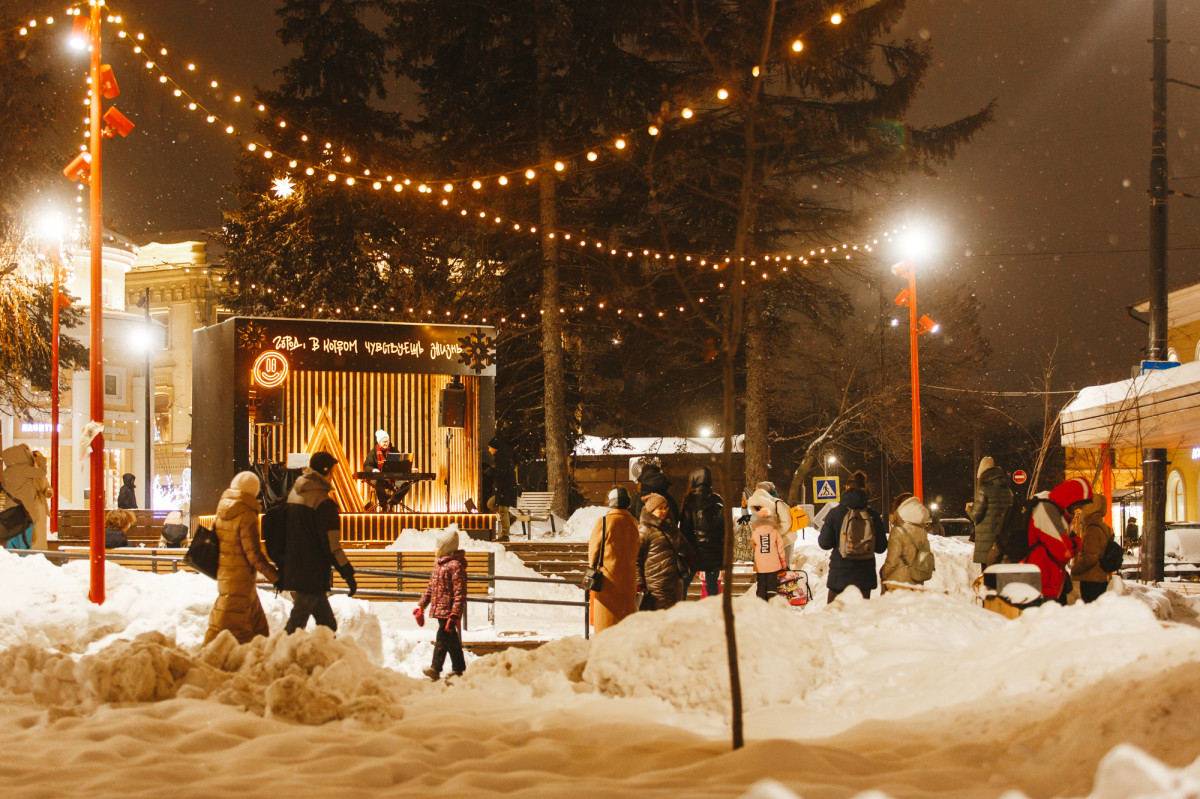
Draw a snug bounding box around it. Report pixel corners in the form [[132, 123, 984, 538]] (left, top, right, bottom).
[[755, 481, 777, 496], [436, 528, 460, 556], [230, 471, 260, 495], [642, 493, 668, 514], [309, 451, 337, 475], [896, 496, 932, 526], [847, 470, 867, 491], [375, 429, 390, 444], [976, 456, 995, 479], [607, 486, 631, 510]]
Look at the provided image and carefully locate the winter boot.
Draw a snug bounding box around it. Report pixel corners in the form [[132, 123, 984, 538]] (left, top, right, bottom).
[[423, 667, 440, 681]]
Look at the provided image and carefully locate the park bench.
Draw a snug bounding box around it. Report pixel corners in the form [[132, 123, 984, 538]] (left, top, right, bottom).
[[54, 546, 496, 628], [53, 509, 172, 549], [511, 491, 556, 538]]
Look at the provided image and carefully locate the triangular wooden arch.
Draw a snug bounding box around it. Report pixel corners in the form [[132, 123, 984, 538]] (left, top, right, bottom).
[[301, 405, 363, 511]]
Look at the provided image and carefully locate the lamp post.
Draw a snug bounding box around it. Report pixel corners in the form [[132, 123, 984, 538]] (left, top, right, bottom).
[[890, 260, 940, 502]]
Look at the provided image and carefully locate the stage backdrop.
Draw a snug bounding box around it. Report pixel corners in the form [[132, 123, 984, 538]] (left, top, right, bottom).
[[192, 317, 496, 517]]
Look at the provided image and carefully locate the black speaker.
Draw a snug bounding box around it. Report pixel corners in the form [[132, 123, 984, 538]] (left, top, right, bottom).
[[257, 391, 284, 425], [440, 384, 466, 428]]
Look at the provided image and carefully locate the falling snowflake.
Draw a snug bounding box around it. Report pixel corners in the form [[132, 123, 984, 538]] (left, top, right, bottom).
[[237, 321, 267, 349], [457, 328, 496, 374]]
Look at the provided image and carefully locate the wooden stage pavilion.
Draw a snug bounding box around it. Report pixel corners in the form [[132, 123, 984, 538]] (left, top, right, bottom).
[[191, 317, 498, 541]]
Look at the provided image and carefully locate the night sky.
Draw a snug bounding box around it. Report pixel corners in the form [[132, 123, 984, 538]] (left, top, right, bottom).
[[35, 0, 1200, 393]]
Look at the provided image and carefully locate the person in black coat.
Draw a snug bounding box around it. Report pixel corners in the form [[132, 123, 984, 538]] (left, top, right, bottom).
[[487, 436, 519, 542], [818, 470, 888, 602], [279, 452, 356, 633], [630, 463, 680, 523], [679, 467, 725, 596], [117, 473, 138, 509], [362, 429, 401, 511]]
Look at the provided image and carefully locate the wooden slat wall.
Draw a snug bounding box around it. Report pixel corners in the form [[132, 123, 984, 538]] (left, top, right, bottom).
[[267, 372, 480, 513]]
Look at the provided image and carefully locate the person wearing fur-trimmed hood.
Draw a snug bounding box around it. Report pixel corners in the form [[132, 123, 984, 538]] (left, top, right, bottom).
[[415, 528, 468, 680], [746, 488, 791, 600], [1071, 494, 1117, 603], [204, 471, 279, 645], [818, 471, 888, 602], [880, 496, 936, 589], [1, 444, 50, 550]]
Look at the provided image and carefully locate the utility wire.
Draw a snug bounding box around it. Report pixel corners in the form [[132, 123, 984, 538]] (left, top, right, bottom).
[[924, 384, 1081, 397]]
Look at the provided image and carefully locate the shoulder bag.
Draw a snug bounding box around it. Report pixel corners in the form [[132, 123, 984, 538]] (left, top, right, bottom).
[[183, 524, 220, 579], [581, 517, 606, 592]]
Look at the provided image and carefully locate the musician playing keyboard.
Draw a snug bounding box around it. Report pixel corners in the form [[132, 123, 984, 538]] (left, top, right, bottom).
[[363, 429, 400, 511]]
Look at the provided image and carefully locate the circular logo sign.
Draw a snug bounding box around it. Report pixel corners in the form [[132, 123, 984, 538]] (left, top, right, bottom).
[[252, 351, 289, 388], [1012, 469, 1028, 485]]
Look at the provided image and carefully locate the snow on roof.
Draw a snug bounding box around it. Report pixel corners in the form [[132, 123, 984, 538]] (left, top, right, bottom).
[[573, 435, 745, 457], [1060, 360, 1200, 448]]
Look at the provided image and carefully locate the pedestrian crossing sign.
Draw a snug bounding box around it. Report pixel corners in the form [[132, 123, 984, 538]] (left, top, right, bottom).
[[813, 476, 840, 503]]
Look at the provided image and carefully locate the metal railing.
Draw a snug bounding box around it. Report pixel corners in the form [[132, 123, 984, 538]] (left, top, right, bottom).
[[19, 549, 594, 638]]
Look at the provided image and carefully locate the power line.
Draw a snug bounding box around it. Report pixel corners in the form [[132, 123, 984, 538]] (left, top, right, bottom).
[[924, 384, 1080, 397]]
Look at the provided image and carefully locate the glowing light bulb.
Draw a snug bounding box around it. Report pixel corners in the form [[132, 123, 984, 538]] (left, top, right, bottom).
[[792, 40, 803, 52], [525, 169, 536, 179], [498, 176, 508, 185], [472, 180, 482, 189], [717, 88, 729, 100], [587, 151, 598, 161], [443, 183, 453, 192], [554, 161, 565, 171], [831, 12, 843, 24], [225, 125, 234, 133], [648, 125, 659, 136], [615, 139, 626, 149], [681, 107, 693, 118], [752, 66, 760, 77]]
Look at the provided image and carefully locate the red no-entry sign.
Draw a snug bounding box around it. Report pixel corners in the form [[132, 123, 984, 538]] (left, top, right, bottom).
[[1013, 469, 1028, 485]]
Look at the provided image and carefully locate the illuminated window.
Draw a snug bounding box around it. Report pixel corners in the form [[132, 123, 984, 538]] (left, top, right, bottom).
[[1167, 470, 1187, 522]]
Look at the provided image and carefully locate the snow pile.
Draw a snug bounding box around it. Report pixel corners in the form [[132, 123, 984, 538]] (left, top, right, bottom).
[[0, 626, 423, 726], [584, 595, 834, 714]]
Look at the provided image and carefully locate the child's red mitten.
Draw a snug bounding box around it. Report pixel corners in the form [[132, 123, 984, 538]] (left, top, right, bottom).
[[413, 606, 425, 627]]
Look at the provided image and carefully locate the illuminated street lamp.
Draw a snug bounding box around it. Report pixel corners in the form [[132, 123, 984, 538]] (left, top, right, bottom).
[[35, 212, 68, 537], [61, 5, 136, 605], [891, 227, 941, 501]]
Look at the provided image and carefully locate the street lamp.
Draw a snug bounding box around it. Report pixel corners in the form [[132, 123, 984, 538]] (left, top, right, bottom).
[[36, 211, 67, 537], [891, 227, 941, 501]]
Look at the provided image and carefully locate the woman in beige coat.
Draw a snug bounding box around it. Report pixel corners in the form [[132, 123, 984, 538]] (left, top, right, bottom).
[[2, 444, 51, 549], [588, 487, 641, 632], [204, 471, 279, 645], [880, 496, 936, 589]]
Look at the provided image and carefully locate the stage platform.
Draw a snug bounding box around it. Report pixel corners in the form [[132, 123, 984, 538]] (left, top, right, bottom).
[[190, 511, 497, 548]]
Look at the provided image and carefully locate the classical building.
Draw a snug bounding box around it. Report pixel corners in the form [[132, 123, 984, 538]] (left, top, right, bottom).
[[0, 232, 217, 511]]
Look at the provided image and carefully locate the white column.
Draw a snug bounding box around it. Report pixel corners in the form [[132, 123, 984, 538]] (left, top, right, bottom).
[[71, 371, 90, 508]]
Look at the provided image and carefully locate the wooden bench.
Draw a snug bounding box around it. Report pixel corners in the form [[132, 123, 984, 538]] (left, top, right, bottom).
[[512, 491, 556, 538], [55, 547, 496, 627], [54, 509, 172, 549]]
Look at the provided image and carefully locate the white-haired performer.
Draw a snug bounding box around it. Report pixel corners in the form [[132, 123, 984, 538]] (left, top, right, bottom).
[[362, 429, 400, 511]]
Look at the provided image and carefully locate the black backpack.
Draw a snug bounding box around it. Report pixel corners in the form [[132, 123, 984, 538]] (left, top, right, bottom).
[[1098, 537, 1125, 574], [261, 501, 289, 569], [994, 497, 1047, 563]]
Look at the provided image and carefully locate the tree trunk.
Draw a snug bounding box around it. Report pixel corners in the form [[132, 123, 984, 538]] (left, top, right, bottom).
[[743, 291, 769, 488], [536, 1, 570, 520]]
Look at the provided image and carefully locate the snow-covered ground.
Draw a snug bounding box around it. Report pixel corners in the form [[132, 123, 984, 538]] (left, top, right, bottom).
[[4, 508, 1200, 798]]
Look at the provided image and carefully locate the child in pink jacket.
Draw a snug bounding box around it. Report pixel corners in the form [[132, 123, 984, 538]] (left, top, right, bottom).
[[747, 488, 790, 600], [414, 528, 468, 680]]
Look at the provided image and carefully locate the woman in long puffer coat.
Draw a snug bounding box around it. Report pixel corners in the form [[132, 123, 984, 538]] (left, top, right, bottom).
[[679, 467, 725, 597], [204, 471, 279, 645], [968, 457, 1013, 565], [637, 493, 685, 611]]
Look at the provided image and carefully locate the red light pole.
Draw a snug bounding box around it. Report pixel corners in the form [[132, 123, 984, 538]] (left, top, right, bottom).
[[86, 1, 105, 604], [892, 260, 939, 502]]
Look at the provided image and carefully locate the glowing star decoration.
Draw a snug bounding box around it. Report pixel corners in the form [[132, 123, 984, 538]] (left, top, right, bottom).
[[271, 176, 295, 198]]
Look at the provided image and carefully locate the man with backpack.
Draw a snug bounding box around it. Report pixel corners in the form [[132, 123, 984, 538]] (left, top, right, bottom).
[[278, 451, 357, 633], [818, 470, 888, 603]]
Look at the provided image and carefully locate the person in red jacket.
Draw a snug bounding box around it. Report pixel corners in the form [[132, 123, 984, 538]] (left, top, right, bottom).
[[1025, 476, 1093, 603], [414, 528, 468, 680]]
